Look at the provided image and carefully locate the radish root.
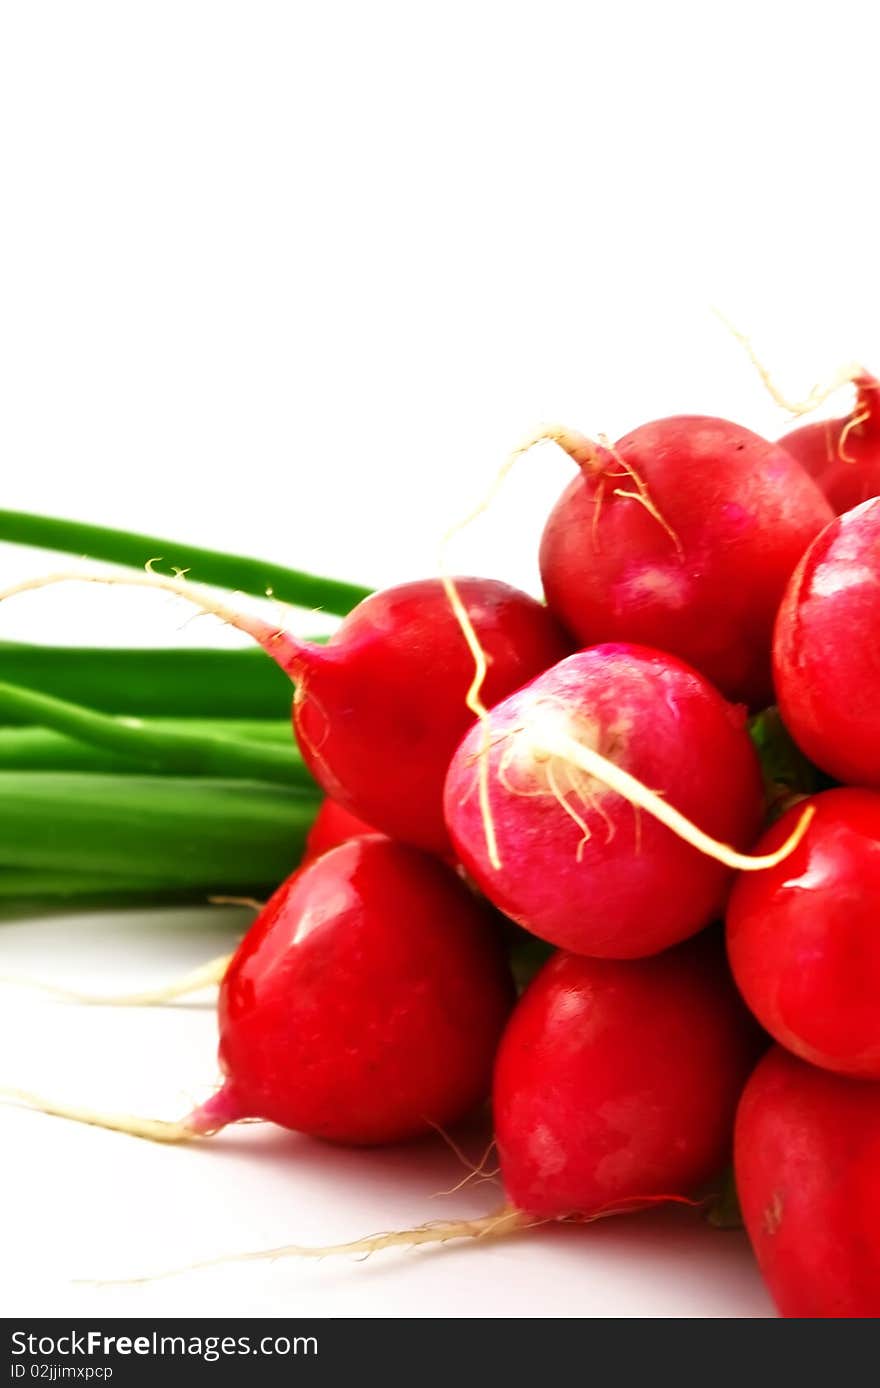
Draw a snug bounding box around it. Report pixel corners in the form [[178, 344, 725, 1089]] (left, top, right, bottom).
[[109, 1206, 532, 1285], [598, 435, 683, 556], [837, 402, 872, 463], [0, 1087, 201, 1142], [439, 421, 617, 872], [0, 1080, 242, 1142], [0, 953, 232, 1007], [108, 1191, 705, 1284], [0, 570, 304, 676], [715, 310, 860, 419], [483, 699, 813, 873]]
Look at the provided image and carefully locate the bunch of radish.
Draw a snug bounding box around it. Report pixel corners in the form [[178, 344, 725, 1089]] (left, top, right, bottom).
[[5, 370, 880, 1319]]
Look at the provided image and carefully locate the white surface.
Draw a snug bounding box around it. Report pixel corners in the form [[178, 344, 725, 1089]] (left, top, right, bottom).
[[0, 910, 773, 1319], [0, 0, 877, 1319]]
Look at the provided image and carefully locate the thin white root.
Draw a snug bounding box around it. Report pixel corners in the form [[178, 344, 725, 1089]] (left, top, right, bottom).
[[714, 310, 860, 419], [508, 424, 603, 471], [529, 719, 814, 872], [837, 404, 872, 462], [108, 1206, 530, 1285], [437, 422, 605, 872], [0, 954, 232, 1007], [0, 1087, 198, 1143], [0, 570, 301, 671]]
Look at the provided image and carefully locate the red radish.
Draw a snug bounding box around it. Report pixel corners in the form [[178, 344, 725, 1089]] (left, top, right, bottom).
[[444, 643, 771, 958], [779, 371, 880, 514], [774, 498, 880, 787], [727, 788, 880, 1079], [230, 937, 761, 1262], [0, 573, 570, 855], [493, 942, 762, 1219], [302, 797, 376, 863], [735, 1046, 880, 1318], [4, 837, 514, 1145], [536, 416, 833, 706]]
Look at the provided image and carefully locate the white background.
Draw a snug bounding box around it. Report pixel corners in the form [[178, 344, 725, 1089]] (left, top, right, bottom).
[[0, 0, 876, 1319]]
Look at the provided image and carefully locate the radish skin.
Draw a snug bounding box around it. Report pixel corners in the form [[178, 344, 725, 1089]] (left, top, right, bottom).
[[537, 416, 833, 706], [735, 1047, 880, 1319], [774, 497, 880, 787], [493, 942, 762, 1219], [727, 789, 880, 1079]]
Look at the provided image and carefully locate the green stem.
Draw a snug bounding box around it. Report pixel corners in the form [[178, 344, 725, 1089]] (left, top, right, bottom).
[[0, 510, 371, 615], [0, 868, 177, 897], [0, 682, 309, 787], [0, 721, 291, 774], [0, 642, 296, 720], [0, 773, 318, 889]]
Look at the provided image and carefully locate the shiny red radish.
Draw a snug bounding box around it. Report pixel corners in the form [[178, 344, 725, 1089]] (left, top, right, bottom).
[[494, 943, 762, 1219], [735, 1046, 880, 1319], [4, 838, 514, 1145], [0, 573, 570, 856], [727, 788, 880, 1079], [444, 644, 767, 958], [537, 416, 832, 706], [779, 371, 880, 514], [774, 498, 880, 787]]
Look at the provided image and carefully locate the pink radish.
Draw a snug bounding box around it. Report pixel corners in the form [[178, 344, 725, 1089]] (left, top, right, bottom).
[[4, 837, 514, 1145], [779, 371, 880, 514], [535, 416, 832, 706], [0, 573, 570, 855], [443, 643, 778, 959], [736, 1046, 880, 1318]]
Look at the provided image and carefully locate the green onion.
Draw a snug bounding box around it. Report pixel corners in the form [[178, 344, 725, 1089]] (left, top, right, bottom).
[[0, 682, 311, 787], [0, 642, 293, 720], [0, 509, 371, 615], [0, 721, 289, 774], [0, 773, 317, 890]]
